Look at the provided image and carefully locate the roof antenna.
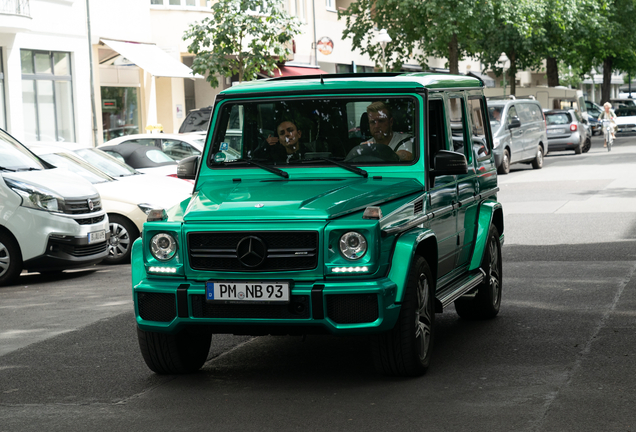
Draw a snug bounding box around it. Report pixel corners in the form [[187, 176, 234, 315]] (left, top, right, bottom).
[[320, 74, 324, 85]]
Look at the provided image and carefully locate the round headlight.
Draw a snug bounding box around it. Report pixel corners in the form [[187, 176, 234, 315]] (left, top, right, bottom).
[[150, 233, 177, 261], [339, 232, 367, 260]]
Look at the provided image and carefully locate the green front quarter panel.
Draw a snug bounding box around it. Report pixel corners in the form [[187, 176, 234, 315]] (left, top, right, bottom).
[[388, 228, 437, 304], [469, 200, 503, 271]]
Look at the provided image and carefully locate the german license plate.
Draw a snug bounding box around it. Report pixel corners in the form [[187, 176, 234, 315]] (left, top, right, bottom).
[[206, 281, 290, 303], [88, 230, 106, 244], [547, 129, 563, 135]]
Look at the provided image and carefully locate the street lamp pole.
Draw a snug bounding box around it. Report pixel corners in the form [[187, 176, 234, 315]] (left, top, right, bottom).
[[376, 29, 392, 73], [498, 52, 509, 98]]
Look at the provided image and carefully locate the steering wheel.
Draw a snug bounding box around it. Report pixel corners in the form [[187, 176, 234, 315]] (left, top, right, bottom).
[[346, 143, 400, 163]]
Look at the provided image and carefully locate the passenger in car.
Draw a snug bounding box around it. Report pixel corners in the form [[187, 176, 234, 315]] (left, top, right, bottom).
[[345, 101, 414, 162], [252, 119, 313, 163]]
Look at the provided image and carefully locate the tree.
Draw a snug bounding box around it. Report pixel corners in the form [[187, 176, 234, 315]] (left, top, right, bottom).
[[184, 0, 302, 87], [575, 0, 636, 103], [338, 0, 491, 75], [477, 0, 545, 95]]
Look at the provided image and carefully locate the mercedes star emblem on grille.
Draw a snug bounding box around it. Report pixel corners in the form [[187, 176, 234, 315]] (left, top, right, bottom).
[[236, 236, 267, 267]]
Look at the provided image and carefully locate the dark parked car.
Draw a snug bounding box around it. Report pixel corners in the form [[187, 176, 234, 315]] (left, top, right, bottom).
[[178, 106, 212, 133], [586, 113, 601, 136], [545, 109, 591, 154]]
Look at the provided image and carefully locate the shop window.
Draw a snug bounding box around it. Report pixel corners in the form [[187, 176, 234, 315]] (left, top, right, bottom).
[[326, 0, 336, 11], [101, 87, 140, 142], [21, 49, 75, 142]]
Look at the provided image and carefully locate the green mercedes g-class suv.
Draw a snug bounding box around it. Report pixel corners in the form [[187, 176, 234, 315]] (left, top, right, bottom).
[[132, 72, 504, 377]]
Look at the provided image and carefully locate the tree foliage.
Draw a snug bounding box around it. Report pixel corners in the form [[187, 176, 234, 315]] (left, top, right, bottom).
[[184, 0, 301, 87], [339, 0, 490, 74]]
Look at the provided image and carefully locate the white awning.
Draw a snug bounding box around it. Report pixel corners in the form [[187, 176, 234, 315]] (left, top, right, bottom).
[[100, 39, 203, 79]]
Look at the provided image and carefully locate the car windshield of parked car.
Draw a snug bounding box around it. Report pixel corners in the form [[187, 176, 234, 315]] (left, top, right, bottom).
[[38, 152, 113, 184], [545, 113, 571, 125], [616, 108, 636, 117], [209, 97, 418, 168], [0, 131, 45, 171], [74, 148, 139, 177]]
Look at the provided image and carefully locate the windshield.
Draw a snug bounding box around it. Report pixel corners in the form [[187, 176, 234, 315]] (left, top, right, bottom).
[[488, 106, 503, 128], [74, 148, 138, 177], [0, 130, 45, 171], [209, 97, 418, 168], [616, 109, 636, 117], [38, 152, 113, 184]]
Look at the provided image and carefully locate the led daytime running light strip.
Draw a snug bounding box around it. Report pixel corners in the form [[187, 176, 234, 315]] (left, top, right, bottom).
[[149, 266, 177, 274], [332, 266, 369, 273]]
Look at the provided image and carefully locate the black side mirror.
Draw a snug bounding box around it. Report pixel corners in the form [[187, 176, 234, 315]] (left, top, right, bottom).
[[508, 117, 521, 129], [432, 150, 468, 176], [177, 155, 200, 180]]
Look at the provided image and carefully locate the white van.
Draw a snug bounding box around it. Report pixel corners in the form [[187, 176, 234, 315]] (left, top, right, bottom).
[[0, 129, 109, 286]]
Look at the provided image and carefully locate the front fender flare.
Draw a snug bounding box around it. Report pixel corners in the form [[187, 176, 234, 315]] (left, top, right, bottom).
[[387, 229, 437, 304]]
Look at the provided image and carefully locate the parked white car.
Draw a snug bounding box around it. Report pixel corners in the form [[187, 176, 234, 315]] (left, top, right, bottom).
[[614, 107, 636, 134], [28, 143, 193, 264], [0, 130, 109, 286]]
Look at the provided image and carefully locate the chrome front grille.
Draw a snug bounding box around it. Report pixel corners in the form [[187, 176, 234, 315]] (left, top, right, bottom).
[[61, 195, 102, 215]]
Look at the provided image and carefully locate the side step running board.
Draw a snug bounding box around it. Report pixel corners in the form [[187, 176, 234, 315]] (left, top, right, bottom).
[[436, 268, 486, 309]]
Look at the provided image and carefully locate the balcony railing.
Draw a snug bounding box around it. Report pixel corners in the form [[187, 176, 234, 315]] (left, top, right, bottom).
[[0, 0, 30, 17]]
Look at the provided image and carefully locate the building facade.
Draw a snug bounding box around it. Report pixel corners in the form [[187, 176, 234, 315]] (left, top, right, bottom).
[[0, 0, 627, 146]]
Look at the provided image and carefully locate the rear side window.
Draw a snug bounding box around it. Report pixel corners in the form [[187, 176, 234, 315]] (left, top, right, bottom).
[[468, 97, 490, 158]]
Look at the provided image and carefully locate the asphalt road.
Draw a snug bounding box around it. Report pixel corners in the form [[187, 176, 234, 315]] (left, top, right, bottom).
[[1, 135, 635, 432]]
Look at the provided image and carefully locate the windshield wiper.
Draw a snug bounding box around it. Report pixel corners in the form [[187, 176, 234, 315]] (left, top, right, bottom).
[[227, 158, 289, 179], [0, 166, 16, 172], [304, 157, 368, 178]]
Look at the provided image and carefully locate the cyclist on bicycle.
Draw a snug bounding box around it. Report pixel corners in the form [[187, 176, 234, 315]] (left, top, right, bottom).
[[598, 102, 616, 147]]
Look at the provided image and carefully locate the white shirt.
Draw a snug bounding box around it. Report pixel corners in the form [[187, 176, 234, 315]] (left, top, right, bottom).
[[364, 132, 414, 153]]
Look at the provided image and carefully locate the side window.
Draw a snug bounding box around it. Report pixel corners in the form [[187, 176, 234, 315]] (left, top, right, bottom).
[[516, 104, 533, 123], [428, 98, 447, 160], [468, 97, 491, 158], [507, 105, 518, 127], [126, 139, 158, 148], [161, 139, 200, 161], [448, 97, 468, 154], [530, 103, 543, 122]]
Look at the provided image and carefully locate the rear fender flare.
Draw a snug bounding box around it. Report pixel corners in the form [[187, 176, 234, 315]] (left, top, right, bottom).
[[469, 200, 504, 271]]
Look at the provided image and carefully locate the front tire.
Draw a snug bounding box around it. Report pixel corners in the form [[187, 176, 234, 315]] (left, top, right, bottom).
[[497, 148, 510, 174], [373, 256, 435, 377], [137, 326, 212, 374], [455, 226, 502, 320], [0, 231, 22, 287], [105, 215, 139, 264], [531, 146, 544, 169]]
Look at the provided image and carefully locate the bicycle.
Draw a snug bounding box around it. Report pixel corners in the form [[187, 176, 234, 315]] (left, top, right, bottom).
[[602, 119, 614, 151]]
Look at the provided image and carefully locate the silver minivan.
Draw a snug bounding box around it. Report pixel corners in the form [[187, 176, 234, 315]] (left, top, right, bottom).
[[488, 98, 548, 174]]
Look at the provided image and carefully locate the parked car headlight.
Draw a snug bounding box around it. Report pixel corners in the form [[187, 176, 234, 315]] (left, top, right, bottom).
[[138, 203, 161, 215], [339, 232, 367, 260], [4, 178, 63, 213], [150, 233, 177, 261]]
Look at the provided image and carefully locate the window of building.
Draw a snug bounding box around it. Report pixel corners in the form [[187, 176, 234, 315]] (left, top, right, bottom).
[[21, 49, 75, 142], [151, 0, 204, 6], [326, 0, 336, 11], [336, 64, 375, 74], [291, 0, 305, 20], [0, 49, 6, 131]]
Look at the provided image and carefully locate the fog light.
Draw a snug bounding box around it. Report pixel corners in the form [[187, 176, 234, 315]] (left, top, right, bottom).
[[332, 266, 369, 273], [149, 266, 178, 274]]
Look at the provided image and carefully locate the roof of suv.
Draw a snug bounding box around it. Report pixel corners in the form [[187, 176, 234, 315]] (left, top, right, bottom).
[[219, 72, 483, 97]]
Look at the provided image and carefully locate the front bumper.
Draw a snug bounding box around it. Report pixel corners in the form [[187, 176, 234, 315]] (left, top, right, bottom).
[[133, 277, 401, 335], [23, 232, 110, 272]]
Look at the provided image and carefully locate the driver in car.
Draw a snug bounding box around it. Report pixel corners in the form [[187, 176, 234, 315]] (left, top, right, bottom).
[[345, 101, 414, 162]]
